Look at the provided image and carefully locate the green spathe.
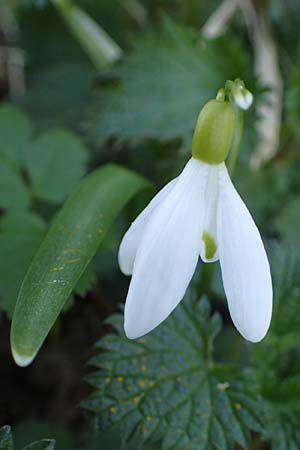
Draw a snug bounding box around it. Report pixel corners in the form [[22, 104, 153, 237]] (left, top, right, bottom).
[[192, 99, 235, 164]]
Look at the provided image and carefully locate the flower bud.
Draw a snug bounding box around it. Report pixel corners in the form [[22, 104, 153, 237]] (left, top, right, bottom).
[[192, 100, 235, 164]]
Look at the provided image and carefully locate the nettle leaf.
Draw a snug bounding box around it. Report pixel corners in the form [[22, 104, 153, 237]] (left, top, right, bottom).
[[84, 293, 264, 450], [19, 62, 96, 130], [0, 426, 55, 450], [253, 244, 300, 450], [25, 129, 88, 203], [0, 212, 46, 317], [268, 243, 300, 340], [265, 411, 300, 450], [89, 19, 254, 151]]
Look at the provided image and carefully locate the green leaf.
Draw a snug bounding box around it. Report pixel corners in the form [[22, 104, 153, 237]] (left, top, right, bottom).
[[0, 164, 30, 211], [0, 105, 32, 168], [275, 196, 300, 244], [253, 244, 300, 450], [0, 426, 56, 450], [84, 293, 264, 450], [286, 68, 300, 141], [0, 212, 46, 317], [74, 262, 95, 297], [265, 411, 300, 450], [18, 62, 96, 130], [25, 129, 88, 203], [23, 440, 55, 450], [89, 19, 254, 151], [11, 164, 150, 366], [0, 426, 13, 450]]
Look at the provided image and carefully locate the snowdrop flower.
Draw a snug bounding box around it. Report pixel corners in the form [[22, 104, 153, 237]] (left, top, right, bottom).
[[119, 95, 272, 343]]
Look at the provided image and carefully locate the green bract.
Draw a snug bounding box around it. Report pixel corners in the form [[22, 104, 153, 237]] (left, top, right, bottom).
[[192, 100, 235, 164]]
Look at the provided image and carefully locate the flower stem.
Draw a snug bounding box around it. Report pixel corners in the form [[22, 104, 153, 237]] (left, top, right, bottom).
[[227, 106, 244, 177], [52, 0, 122, 70]]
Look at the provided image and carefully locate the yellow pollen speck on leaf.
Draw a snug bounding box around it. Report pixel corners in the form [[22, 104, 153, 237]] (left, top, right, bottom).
[[109, 407, 117, 414], [116, 376, 124, 383], [140, 366, 147, 373], [202, 230, 217, 260], [133, 396, 140, 405], [235, 403, 241, 410], [50, 266, 64, 272], [105, 377, 111, 384], [146, 416, 152, 421]]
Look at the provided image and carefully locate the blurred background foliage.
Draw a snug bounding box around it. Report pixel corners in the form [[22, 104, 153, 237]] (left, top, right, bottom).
[[0, 0, 300, 449]]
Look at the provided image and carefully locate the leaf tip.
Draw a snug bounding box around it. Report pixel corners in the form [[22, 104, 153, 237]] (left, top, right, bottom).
[[11, 347, 36, 367]]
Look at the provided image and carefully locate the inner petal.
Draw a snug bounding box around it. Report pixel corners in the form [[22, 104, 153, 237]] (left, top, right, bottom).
[[199, 164, 220, 263]]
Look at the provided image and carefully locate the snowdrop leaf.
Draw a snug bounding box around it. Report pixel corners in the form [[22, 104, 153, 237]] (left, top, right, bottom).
[[84, 293, 265, 450], [0, 426, 13, 450], [23, 441, 55, 450], [11, 164, 150, 366], [0, 426, 56, 450], [89, 19, 254, 151], [25, 129, 88, 203]]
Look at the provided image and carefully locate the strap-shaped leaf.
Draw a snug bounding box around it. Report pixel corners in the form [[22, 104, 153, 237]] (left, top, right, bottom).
[[0, 426, 56, 450], [0, 426, 13, 450], [23, 440, 55, 450], [11, 164, 150, 367], [84, 293, 265, 450]]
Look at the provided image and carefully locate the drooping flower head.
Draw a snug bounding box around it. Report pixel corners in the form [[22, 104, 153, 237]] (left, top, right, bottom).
[[119, 79, 272, 343]]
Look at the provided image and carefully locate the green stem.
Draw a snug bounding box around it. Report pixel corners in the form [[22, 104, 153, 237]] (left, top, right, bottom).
[[119, 0, 147, 26], [52, 0, 122, 70], [227, 106, 244, 177]]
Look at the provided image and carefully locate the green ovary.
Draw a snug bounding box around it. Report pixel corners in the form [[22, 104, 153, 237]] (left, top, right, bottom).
[[202, 230, 217, 260]]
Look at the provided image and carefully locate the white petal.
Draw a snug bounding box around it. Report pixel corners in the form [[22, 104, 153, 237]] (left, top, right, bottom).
[[235, 89, 253, 110], [217, 165, 272, 343], [124, 158, 206, 339], [118, 178, 177, 275], [199, 164, 220, 263]]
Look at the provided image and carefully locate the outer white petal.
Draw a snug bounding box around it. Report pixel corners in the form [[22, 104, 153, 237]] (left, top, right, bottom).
[[217, 164, 272, 343], [118, 178, 177, 275], [124, 158, 206, 339]]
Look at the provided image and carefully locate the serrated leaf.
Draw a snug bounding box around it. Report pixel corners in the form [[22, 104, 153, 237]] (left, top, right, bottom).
[[74, 263, 95, 297], [253, 244, 300, 450], [0, 105, 32, 168], [0, 212, 46, 317], [264, 410, 300, 450], [23, 440, 55, 450], [84, 293, 264, 450], [90, 19, 254, 151], [11, 164, 150, 366], [0, 426, 13, 450], [25, 129, 88, 203], [19, 62, 96, 129]]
